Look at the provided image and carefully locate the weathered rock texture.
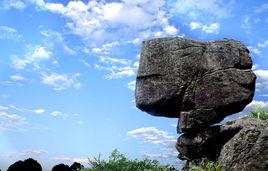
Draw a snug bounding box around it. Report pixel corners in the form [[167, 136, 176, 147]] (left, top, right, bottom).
[[176, 117, 267, 161], [135, 37, 256, 132], [135, 37, 262, 171], [218, 119, 268, 171]]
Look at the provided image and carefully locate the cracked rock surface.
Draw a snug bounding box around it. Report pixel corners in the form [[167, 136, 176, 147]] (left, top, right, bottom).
[[135, 37, 256, 132], [218, 119, 268, 171]]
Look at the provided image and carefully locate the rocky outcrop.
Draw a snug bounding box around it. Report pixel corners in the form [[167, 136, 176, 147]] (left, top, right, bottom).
[[218, 119, 268, 171], [134, 37, 265, 171], [176, 117, 267, 161], [135, 37, 256, 132]]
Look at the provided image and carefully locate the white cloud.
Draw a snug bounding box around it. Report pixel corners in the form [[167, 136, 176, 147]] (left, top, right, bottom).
[[255, 69, 268, 80], [40, 30, 76, 55], [258, 40, 268, 48], [41, 72, 81, 90], [190, 22, 220, 34], [0, 111, 27, 132], [247, 46, 261, 55], [99, 56, 131, 65], [0, 106, 9, 110], [127, 127, 176, 148], [34, 108, 45, 114], [172, 0, 233, 19], [73, 158, 89, 163], [252, 64, 259, 71], [50, 111, 69, 118], [31, 0, 178, 45], [8, 149, 47, 158], [0, 25, 21, 40], [50, 111, 62, 117], [1, 0, 25, 10], [51, 156, 71, 161], [127, 81, 136, 91], [10, 75, 24, 81], [254, 69, 268, 90], [246, 100, 268, 110], [11, 46, 52, 70], [127, 127, 177, 159], [92, 41, 120, 54], [32, 46, 51, 60], [241, 16, 251, 33], [77, 120, 84, 125], [95, 64, 135, 79], [51, 156, 89, 163], [143, 151, 178, 159], [254, 3, 268, 13]]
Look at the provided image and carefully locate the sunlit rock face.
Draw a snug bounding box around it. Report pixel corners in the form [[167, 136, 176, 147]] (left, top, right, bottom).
[[135, 37, 256, 132]]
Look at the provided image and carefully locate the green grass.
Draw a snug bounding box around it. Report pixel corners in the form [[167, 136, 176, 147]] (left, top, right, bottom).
[[189, 158, 221, 171], [81, 149, 178, 171], [250, 108, 268, 121]]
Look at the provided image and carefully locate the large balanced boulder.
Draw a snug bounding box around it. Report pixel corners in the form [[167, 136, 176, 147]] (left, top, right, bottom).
[[135, 37, 256, 132]]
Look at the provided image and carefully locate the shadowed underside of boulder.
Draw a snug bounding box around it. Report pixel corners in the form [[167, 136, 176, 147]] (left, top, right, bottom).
[[135, 37, 256, 132]]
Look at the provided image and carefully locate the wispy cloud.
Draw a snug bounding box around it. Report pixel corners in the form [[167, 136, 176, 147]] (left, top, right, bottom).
[[10, 75, 25, 81], [33, 108, 45, 114], [95, 64, 135, 79], [8, 149, 47, 159], [0, 25, 21, 40], [0, 111, 27, 132], [40, 30, 76, 55], [127, 127, 177, 159], [190, 22, 220, 34], [41, 72, 81, 91], [254, 3, 268, 13], [50, 111, 68, 118], [127, 127, 176, 148], [248, 46, 261, 55], [254, 69, 268, 90], [171, 0, 234, 19], [127, 81, 136, 91], [31, 0, 178, 45], [51, 156, 89, 164], [11, 46, 52, 70], [241, 16, 251, 33], [143, 151, 178, 159], [246, 100, 268, 110], [1, 0, 25, 10], [92, 41, 120, 55], [258, 40, 268, 48]]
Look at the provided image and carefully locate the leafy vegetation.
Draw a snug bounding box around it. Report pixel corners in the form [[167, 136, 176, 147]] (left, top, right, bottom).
[[250, 108, 268, 121], [81, 149, 178, 171], [189, 158, 221, 171]]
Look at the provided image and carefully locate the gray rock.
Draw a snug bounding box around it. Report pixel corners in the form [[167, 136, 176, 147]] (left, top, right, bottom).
[[176, 117, 267, 163], [135, 37, 256, 132], [218, 120, 268, 171]]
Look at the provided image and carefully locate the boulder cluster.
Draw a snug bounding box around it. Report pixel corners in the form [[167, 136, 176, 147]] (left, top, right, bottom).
[[5, 159, 83, 171], [135, 37, 267, 170]]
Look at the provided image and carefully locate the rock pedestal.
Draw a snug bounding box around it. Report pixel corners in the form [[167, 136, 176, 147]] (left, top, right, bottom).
[[134, 37, 265, 170]]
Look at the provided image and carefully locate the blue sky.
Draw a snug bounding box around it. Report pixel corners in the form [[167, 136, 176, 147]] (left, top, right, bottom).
[[0, 0, 268, 170]]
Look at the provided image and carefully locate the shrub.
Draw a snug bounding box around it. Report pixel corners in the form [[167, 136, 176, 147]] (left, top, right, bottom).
[[83, 149, 178, 171], [189, 158, 221, 171], [250, 108, 268, 120]]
